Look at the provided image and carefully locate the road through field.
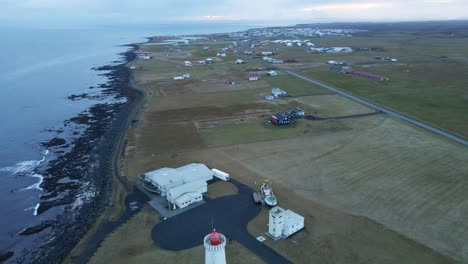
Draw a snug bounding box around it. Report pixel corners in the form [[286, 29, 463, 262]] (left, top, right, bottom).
[[275, 67, 468, 146]]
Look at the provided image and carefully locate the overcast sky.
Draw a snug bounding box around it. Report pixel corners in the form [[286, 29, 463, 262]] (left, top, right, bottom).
[[1, 0, 467, 27]]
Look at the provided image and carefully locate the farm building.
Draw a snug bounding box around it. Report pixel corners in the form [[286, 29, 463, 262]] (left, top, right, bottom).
[[268, 206, 304, 239], [184, 61, 192, 66], [249, 73, 259, 81], [261, 51, 273, 55], [143, 163, 213, 197], [268, 71, 278, 76], [271, 113, 291, 125], [345, 68, 388, 81], [271, 88, 288, 98], [235, 59, 245, 64]]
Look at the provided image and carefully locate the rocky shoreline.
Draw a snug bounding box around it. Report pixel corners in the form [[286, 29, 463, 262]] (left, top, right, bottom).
[[10, 45, 144, 264]]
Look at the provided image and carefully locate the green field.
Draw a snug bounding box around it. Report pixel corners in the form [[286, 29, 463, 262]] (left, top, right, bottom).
[[267, 34, 468, 138]]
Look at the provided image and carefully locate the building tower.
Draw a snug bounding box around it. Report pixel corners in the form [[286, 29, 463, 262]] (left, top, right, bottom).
[[204, 229, 227, 264], [268, 206, 285, 239]]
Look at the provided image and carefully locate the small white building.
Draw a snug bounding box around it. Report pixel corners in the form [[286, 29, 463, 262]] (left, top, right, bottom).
[[211, 168, 230, 181], [261, 51, 273, 56], [271, 87, 288, 98], [235, 59, 244, 64], [268, 206, 304, 239], [268, 71, 278, 76], [184, 61, 192, 66], [174, 76, 184, 80], [248, 74, 259, 81], [182, 73, 191, 79], [391, 58, 398, 62]]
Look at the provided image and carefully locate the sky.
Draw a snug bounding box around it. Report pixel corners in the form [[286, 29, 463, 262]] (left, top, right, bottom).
[[1, 0, 467, 28]]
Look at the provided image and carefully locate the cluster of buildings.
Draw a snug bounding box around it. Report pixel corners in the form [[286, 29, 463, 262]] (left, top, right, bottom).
[[143, 163, 229, 209], [327, 60, 347, 66], [135, 51, 151, 60], [173, 73, 191, 80], [262, 57, 284, 64], [265, 87, 288, 100], [236, 27, 367, 38], [271, 39, 315, 47], [198, 58, 215, 64], [310, 47, 353, 53], [271, 108, 305, 125], [375, 56, 398, 62]]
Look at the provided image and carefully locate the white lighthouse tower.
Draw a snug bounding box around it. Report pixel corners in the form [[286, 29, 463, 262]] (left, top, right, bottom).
[[204, 229, 227, 264]]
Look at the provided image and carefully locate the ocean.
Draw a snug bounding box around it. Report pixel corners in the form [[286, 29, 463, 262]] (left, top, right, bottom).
[[0, 23, 259, 262]]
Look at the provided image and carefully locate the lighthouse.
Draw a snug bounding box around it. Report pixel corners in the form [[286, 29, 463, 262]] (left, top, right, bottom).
[[204, 229, 227, 264]]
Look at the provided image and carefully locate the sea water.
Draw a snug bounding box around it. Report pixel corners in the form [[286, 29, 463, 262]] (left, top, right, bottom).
[[0, 23, 258, 261]]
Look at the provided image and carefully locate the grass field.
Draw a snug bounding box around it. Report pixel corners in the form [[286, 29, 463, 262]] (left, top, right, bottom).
[[264, 34, 468, 138]]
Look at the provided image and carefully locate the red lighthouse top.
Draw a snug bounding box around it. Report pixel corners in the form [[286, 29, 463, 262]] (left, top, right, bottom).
[[209, 229, 221, 245]]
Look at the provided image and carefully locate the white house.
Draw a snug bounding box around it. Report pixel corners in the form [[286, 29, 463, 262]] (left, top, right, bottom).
[[268, 206, 304, 239], [286, 42, 293, 47], [271, 87, 288, 98], [268, 71, 278, 76], [235, 59, 244, 64], [261, 51, 273, 56], [182, 73, 191, 79], [174, 76, 184, 80], [249, 74, 259, 81], [184, 61, 192, 66], [391, 58, 398, 62]]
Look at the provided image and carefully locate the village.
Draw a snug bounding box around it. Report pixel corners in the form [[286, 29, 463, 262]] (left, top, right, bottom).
[[85, 25, 468, 264]]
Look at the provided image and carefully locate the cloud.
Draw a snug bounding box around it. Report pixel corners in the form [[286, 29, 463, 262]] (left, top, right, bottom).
[[1, 0, 468, 27]]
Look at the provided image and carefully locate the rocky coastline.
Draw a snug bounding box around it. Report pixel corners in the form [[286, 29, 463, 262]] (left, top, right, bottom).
[[9, 45, 144, 264]]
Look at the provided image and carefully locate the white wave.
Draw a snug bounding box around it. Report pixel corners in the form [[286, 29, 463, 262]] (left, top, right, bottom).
[[33, 203, 40, 216], [21, 173, 44, 191], [0, 149, 49, 175]]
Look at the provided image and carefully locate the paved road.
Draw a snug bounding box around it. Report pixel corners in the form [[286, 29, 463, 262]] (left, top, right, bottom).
[[276, 67, 468, 146], [152, 179, 292, 264]]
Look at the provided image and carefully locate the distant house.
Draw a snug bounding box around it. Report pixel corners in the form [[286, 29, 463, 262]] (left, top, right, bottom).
[[198, 60, 206, 64], [390, 58, 398, 62], [235, 59, 245, 64], [249, 73, 259, 81], [205, 58, 214, 64], [268, 71, 278, 76], [271, 113, 291, 125], [129, 66, 136, 70], [182, 73, 191, 79], [244, 51, 253, 55], [345, 68, 388, 81], [286, 42, 293, 47], [184, 61, 192, 66], [271, 88, 288, 98], [173, 76, 184, 80], [261, 51, 273, 56]]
